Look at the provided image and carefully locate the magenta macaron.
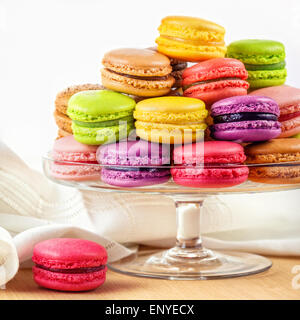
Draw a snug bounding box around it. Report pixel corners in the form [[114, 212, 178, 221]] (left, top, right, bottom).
[[32, 238, 107, 292], [97, 139, 171, 187], [51, 135, 101, 181], [171, 141, 249, 188], [210, 95, 281, 142]]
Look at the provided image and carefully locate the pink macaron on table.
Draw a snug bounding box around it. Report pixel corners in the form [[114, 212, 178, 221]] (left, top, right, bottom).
[[43, 135, 300, 281]]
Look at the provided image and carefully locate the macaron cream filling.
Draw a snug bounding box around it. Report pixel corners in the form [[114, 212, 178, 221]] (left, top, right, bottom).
[[244, 61, 286, 71], [183, 77, 243, 90], [106, 69, 171, 81], [214, 112, 278, 124], [72, 115, 134, 128], [34, 264, 106, 274]]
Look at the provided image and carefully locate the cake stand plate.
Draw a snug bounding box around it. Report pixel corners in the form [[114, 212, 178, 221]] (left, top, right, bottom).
[[43, 156, 300, 280]]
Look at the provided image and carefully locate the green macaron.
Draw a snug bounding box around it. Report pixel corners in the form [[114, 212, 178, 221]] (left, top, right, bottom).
[[226, 39, 287, 89], [67, 90, 136, 145]]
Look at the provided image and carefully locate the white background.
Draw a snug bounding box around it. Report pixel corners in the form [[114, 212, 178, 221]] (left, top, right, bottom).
[[1, 0, 300, 170]]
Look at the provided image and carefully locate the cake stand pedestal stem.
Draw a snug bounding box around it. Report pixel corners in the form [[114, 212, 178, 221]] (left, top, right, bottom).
[[165, 198, 217, 264]]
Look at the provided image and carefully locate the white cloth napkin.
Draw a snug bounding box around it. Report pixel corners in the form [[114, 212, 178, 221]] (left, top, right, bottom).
[[0, 139, 300, 287]]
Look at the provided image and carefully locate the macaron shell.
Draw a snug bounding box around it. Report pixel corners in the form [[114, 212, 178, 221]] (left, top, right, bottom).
[[211, 95, 280, 116], [158, 16, 226, 41], [173, 141, 246, 164], [51, 136, 100, 180], [33, 266, 106, 292], [211, 121, 281, 142], [183, 81, 248, 106], [226, 39, 286, 65], [50, 163, 101, 181], [135, 96, 206, 113], [55, 84, 105, 115], [248, 166, 300, 185], [249, 85, 300, 109], [247, 69, 287, 88], [57, 128, 71, 139], [135, 122, 206, 144], [182, 58, 248, 84], [97, 140, 170, 166], [102, 48, 172, 77], [171, 167, 249, 188], [245, 138, 300, 184], [278, 119, 300, 137], [101, 168, 170, 187], [54, 110, 73, 134], [32, 238, 107, 268], [67, 90, 136, 122], [156, 37, 227, 62], [101, 68, 174, 97], [72, 121, 134, 145], [53, 135, 98, 159], [245, 138, 300, 160]]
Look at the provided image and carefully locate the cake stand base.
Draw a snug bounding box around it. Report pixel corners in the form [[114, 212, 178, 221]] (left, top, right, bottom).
[[108, 248, 272, 280]]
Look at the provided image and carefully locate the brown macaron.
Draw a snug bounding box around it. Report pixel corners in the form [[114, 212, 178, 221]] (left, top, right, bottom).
[[54, 110, 72, 134], [55, 84, 105, 115], [57, 128, 71, 139], [101, 48, 175, 97], [54, 84, 105, 135], [245, 138, 300, 184], [147, 46, 187, 88]]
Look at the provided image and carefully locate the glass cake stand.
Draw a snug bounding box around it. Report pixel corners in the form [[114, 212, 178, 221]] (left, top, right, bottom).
[[43, 155, 300, 280]]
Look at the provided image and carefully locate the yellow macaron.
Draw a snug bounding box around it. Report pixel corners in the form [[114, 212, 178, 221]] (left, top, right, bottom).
[[134, 96, 208, 144], [156, 16, 227, 62]]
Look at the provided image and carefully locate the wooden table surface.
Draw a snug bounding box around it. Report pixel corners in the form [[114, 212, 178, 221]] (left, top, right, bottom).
[[2, 256, 300, 300]]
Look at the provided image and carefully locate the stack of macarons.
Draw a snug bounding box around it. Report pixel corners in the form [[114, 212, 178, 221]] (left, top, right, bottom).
[[50, 15, 300, 187]]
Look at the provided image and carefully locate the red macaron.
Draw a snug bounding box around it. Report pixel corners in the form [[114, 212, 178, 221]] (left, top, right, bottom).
[[171, 141, 249, 188], [32, 238, 107, 292], [182, 58, 249, 107]]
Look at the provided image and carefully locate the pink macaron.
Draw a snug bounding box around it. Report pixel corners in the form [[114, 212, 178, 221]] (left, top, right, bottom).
[[32, 238, 107, 292], [51, 135, 101, 181], [171, 141, 249, 188], [249, 85, 300, 138]]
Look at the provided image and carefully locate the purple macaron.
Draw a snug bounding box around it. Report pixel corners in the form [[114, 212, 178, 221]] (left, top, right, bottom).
[[210, 95, 281, 142], [96, 140, 171, 187]]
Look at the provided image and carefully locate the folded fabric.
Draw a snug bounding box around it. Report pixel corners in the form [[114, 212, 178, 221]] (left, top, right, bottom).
[[0, 226, 18, 288]]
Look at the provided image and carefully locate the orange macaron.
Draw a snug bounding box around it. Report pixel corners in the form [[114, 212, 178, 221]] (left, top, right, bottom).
[[245, 138, 300, 184], [101, 48, 175, 97]]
